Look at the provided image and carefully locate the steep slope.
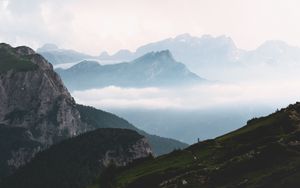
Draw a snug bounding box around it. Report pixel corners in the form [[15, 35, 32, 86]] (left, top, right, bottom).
[[0, 128, 152, 188], [0, 43, 187, 180], [56, 50, 205, 90], [0, 43, 88, 178], [77, 105, 188, 156], [92, 102, 300, 188]]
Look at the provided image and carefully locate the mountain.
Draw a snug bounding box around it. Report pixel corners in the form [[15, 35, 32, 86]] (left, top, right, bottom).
[[76, 105, 188, 156], [90, 102, 300, 188], [99, 34, 243, 70], [135, 34, 242, 69], [37, 43, 96, 65], [99, 49, 135, 61], [0, 128, 152, 188], [240, 40, 300, 66], [0, 43, 88, 179], [56, 50, 205, 90], [0, 43, 187, 180], [39, 35, 300, 73], [102, 34, 300, 68]]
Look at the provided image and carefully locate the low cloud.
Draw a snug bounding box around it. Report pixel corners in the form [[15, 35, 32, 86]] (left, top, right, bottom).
[[72, 80, 300, 110]]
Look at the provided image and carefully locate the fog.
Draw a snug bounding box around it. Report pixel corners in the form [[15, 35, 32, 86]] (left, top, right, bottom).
[[2, 0, 300, 54], [73, 80, 300, 111], [72, 77, 300, 143]]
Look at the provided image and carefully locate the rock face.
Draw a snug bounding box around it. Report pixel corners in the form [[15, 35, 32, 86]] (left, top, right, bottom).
[[0, 44, 151, 179], [0, 43, 186, 181], [0, 44, 87, 143], [0, 128, 152, 188], [0, 43, 90, 177], [102, 138, 152, 167]]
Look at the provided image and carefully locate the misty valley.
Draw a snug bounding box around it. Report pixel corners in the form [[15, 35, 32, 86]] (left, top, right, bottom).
[[1, 1, 300, 187]]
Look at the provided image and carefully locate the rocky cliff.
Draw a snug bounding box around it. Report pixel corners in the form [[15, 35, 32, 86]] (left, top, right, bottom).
[[0, 44, 87, 142], [0, 43, 92, 177], [0, 43, 185, 180], [0, 44, 150, 179]]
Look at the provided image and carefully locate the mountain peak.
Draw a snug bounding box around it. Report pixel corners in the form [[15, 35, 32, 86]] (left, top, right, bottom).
[[0, 44, 54, 72], [153, 49, 173, 58], [135, 50, 176, 64], [0, 43, 12, 49], [37, 43, 59, 52], [71, 60, 100, 70], [99, 51, 110, 58], [258, 40, 290, 50], [15, 46, 36, 55], [174, 33, 193, 41]]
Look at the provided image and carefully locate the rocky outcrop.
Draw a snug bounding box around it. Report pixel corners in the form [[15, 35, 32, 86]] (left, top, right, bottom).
[[0, 44, 93, 177], [0, 44, 87, 145], [0, 128, 152, 188], [102, 138, 152, 167]]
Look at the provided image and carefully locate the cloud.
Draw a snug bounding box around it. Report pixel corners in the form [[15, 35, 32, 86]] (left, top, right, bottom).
[[1, 0, 300, 54], [72, 80, 300, 110], [0, 0, 75, 49]]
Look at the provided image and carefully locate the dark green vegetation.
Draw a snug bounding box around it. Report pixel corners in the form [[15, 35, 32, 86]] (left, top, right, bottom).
[[0, 126, 42, 180], [0, 43, 37, 72], [0, 128, 145, 188], [91, 103, 300, 188], [77, 105, 188, 156]]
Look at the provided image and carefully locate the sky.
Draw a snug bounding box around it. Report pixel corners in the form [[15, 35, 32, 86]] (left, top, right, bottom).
[[1, 0, 300, 55]]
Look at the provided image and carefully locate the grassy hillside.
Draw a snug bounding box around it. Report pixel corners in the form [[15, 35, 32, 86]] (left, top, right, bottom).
[[0, 44, 37, 72], [90, 103, 300, 188], [77, 105, 188, 156]]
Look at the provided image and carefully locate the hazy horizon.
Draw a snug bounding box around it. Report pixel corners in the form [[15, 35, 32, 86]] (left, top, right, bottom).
[[2, 0, 300, 55], [2, 0, 300, 143]]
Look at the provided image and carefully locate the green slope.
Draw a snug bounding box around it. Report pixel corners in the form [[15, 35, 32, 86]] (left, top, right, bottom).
[[91, 103, 300, 188], [77, 105, 188, 156], [0, 44, 37, 72]]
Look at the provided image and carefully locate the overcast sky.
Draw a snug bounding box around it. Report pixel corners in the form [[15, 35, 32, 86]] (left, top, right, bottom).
[[1, 0, 300, 55]]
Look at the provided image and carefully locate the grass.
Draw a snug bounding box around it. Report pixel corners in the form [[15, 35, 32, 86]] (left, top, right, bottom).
[[0, 47, 37, 73], [89, 107, 300, 188], [115, 150, 194, 186]]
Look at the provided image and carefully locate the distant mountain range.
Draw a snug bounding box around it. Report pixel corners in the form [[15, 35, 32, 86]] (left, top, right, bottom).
[[37, 43, 96, 65], [100, 33, 242, 70], [100, 34, 300, 71], [56, 50, 206, 90], [39, 34, 300, 74]]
